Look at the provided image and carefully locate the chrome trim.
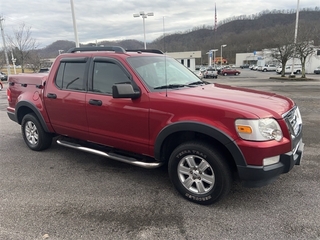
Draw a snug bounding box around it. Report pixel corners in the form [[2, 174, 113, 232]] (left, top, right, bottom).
[[282, 106, 302, 139], [57, 139, 163, 169], [285, 138, 302, 156]]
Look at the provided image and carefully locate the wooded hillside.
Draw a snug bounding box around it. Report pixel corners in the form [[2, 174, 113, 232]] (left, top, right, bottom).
[[40, 9, 320, 64]]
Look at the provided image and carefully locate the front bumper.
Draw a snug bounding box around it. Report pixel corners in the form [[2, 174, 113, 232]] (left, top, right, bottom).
[[237, 139, 304, 188]]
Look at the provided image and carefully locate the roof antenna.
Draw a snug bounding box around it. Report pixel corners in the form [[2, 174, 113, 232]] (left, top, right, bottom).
[[163, 16, 168, 97]]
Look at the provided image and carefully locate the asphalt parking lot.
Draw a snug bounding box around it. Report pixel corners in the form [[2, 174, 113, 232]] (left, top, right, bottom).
[[0, 70, 320, 240]]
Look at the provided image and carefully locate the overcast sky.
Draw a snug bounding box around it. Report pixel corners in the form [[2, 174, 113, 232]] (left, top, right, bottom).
[[0, 0, 317, 49]]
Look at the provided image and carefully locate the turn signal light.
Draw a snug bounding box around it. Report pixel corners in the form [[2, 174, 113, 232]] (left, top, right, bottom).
[[237, 125, 252, 134]]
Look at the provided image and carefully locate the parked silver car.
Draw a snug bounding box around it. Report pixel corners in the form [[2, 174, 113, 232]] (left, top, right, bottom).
[[0, 72, 7, 81], [204, 68, 218, 78], [193, 70, 204, 79]]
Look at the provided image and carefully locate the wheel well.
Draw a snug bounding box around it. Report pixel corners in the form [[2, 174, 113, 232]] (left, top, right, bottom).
[[17, 106, 34, 124], [160, 131, 237, 173]]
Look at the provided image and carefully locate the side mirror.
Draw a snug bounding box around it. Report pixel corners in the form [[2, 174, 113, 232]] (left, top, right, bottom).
[[112, 83, 141, 99]]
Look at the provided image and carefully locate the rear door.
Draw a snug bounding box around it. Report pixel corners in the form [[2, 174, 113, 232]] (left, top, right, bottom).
[[44, 57, 89, 140]]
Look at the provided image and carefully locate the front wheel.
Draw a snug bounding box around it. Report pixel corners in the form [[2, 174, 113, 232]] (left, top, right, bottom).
[[21, 114, 53, 151], [224, 73, 227, 76], [168, 141, 232, 205]]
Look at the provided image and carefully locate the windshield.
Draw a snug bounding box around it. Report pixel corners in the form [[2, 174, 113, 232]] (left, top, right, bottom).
[[127, 56, 205, 90]]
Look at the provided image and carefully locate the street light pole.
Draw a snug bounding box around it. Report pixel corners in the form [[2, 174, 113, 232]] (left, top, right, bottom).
[[290, 0, 300, 77], [221, 44, 227, 66], [133, 11, 154, 49], [11, 51, 16, 74], [211, 49, 218, 69], [70, 0, 79, 47]]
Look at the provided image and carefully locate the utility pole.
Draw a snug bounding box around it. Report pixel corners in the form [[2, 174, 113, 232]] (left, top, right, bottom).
[[0, 16, 11, 76]]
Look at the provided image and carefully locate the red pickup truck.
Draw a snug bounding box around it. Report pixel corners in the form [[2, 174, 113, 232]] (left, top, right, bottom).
[[7, 46, 304, 205]]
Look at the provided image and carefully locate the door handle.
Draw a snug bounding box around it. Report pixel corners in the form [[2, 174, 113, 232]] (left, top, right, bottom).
[[89, 99, 102, 106], [47, 93, 57, 99]]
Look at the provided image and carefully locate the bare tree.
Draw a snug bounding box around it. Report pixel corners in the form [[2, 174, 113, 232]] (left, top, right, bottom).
[[295, 41, 315, 78], [6, 23, 38, 73], [270, 44, 295, 77], [269, 24, 295, 77], [27, 50, 41, 72], [295, 21, 320, 78]]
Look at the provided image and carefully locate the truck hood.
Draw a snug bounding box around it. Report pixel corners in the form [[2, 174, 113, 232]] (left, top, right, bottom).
[[168, 83, 294, 119]]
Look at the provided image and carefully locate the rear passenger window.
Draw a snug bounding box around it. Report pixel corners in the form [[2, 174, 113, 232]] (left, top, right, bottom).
[[55, 60, 87, 91]]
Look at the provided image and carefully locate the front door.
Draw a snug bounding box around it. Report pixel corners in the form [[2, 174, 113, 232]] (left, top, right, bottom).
[[85, 58, 150, 155]]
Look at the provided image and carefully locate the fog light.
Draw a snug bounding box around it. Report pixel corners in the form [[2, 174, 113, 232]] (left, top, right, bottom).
[[263, 156, 280, 166]]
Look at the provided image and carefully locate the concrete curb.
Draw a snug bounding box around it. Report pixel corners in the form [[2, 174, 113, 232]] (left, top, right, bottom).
[[269, 77, 320, 81]]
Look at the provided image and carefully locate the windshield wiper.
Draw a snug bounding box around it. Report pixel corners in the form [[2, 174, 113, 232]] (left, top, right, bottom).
[[188, 81, 206, 86], [154, 84, 191, 89]]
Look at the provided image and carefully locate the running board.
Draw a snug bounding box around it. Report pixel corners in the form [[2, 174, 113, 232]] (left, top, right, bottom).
[[56, 139, 163, 169]]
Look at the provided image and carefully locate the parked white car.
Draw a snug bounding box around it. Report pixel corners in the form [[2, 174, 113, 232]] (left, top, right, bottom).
[[262, 64, 277, 72], [276, 65, 302, 74]]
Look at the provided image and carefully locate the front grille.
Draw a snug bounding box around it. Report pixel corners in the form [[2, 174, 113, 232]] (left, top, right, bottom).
[[283, 106, 302, 139]]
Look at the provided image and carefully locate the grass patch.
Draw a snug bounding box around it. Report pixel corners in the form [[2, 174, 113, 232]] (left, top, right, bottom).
[[1, 68, 35, 74]]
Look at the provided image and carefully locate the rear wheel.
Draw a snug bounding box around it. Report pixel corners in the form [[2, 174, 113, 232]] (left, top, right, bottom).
[[168, 141, 232, 205], [224, 73, 227, 76], [21, 114, 53, 151]]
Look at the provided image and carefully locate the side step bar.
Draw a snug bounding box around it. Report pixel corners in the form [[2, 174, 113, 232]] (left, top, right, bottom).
[[56, 139, 163, 169]]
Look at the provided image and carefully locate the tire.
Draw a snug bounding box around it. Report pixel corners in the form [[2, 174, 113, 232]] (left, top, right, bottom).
[[224, 73, 227, 76], [235, 72, 239, 76], [21, 113, 53, 151], [0, 83, 2, 90], [168, 141, 232, 205]]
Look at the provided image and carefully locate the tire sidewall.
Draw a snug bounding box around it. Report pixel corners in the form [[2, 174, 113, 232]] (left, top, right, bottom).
[[21, 114, 52, 151], [168, 142, 231, 205]]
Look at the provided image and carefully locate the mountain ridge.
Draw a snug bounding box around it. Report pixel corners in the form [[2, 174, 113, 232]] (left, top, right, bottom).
[[40, 10, 320, 63]]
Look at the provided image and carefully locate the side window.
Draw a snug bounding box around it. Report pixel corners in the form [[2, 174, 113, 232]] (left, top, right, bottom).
[[55, 62, 86, 90], [92, 62, 130, 94]]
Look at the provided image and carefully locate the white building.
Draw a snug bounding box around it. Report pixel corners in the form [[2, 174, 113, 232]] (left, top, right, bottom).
[[166, 51, 201, 71], [236, 47, 320, 73]]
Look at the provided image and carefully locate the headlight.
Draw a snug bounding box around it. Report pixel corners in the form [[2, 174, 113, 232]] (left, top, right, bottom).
[[235, 118, 283, 141]]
